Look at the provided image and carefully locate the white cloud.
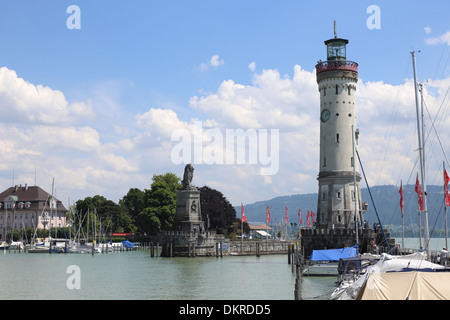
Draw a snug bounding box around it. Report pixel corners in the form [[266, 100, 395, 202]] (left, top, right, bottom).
[[199, 54, 225, 71], [0, 67, 94, 125], [184, 65, 450, 205], [425, 30, 450, 45], [210, 54, 224, 67], [2, 63, 450, 208], [424, 26, 432, 35], [248, 61, 256, 72], [190, 65, 317, 130]]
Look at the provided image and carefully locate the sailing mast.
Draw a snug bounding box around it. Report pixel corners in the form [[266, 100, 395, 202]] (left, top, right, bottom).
[[444, 161, 448, 250], [352, 124, 359, 246], [411, 51, 430, 260]]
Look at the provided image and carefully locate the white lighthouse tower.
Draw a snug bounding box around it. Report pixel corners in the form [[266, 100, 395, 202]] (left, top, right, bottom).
[[315, 25, 364, 230]]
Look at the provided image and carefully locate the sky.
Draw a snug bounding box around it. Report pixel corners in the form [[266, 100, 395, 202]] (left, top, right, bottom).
[[0, 0, 449, 209]]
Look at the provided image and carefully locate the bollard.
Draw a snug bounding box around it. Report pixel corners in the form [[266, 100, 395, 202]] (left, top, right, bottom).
[[294, 263, 302, 300], [151, 242, 154, 257], [288, 244, 291, 264]]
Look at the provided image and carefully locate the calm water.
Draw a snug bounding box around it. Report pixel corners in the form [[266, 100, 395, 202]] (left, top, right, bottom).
[[3, 237, 436, 300], [0, 251, 304, 300]]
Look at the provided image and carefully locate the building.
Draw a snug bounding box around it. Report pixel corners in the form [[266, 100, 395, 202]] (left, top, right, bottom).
[[0, 184, 69, 240], [248, 222, 273, 239], [315, 26, 365, 230], [300, 24, 394, 257]]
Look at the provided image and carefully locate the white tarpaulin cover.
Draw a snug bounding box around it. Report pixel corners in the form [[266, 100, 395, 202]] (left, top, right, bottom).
[[357, 271, 450, 300]]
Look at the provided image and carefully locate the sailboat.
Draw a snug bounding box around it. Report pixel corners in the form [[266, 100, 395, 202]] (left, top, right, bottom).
[[331, 51, 450, 300]]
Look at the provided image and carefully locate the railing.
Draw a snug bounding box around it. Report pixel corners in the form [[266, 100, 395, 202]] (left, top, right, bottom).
[[316, 60, 358, 74]]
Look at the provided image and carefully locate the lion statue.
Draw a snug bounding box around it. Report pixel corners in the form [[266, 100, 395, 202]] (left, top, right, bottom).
[[182, 163, 196, 190]]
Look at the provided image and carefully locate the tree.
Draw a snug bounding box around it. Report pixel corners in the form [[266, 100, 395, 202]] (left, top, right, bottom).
[[136, 173, 182, 234], [75, 195, 136, 234], [120, 188, 145, 222], [198, 186, 238, 235]]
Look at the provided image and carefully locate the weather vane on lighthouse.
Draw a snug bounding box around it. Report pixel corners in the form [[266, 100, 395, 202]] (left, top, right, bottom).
[[334, 20, 337, 38]]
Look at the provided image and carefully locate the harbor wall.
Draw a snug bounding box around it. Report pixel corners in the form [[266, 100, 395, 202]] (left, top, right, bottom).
[[158, 230, 296, 257], [300, 227, 395, 258]]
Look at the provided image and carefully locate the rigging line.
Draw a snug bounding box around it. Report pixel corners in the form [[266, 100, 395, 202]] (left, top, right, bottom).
[[422, 89, 450, 168], [356, 149, 391, 253], [428, 197, 444, 242], [374, 58, 411, 187], [380, 148, 419, 229], [431, 33, 450, 82]]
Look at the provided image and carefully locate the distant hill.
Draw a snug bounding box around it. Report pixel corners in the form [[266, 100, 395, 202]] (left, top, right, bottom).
[[236, 185, 449, 235]]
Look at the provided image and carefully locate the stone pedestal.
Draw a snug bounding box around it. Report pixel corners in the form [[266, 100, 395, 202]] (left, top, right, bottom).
[[173, 189, 204, 233]]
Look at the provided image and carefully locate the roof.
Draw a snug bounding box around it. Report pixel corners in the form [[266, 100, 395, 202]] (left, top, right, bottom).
[[255, 230, 271, 237], [248, 223, 273, 231], [324, 37, 349, 45], [0, 185, 68, 211]]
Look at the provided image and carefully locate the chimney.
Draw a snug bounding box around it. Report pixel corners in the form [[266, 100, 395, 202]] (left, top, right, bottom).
[[24, 184, 28, 191]]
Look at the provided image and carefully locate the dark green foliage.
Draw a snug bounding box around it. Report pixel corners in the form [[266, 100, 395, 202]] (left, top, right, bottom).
[[199, 186, 238, 235]]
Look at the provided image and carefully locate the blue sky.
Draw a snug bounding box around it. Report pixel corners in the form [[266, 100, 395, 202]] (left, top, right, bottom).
[[0, 1, 449, 209]]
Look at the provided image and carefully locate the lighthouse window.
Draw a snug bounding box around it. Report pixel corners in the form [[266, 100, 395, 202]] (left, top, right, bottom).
[[351, 157, 354, 167], [337, 192, 342, 200], [323, 157, 326, 167], [335, 85, 339, 94], [348, 87, 351, 95], [323, 87, 326, 96], [336, 133, 340, 143]]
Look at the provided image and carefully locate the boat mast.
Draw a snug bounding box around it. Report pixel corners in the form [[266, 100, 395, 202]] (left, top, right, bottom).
[[444, 161, 448, 250], [352, 124, 359, 246], [411, 51, 430, 260]]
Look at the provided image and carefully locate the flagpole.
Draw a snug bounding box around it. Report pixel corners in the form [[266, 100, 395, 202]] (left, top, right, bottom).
[[241, 203, 244, 253], [241, 210, 243, 252], [265, 205, 268, 251], [444, 162, 448, 249], [352, 124, 359, 246], [400, 180, 404, 251]]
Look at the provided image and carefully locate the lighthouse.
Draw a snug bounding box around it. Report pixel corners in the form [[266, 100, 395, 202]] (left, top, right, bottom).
[[315, 24, 365, 230]]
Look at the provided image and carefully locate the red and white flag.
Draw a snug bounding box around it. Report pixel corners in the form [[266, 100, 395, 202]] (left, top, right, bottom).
[[307, 211, 311, 227], [415, 173, 424, 211], [298, 209, 302, 225], [399, 180, 404, 216], [445, 169, 450, 207], [285, 206, 288, 224], [241, 203, 247, 222], [266, 205, 270, 223]]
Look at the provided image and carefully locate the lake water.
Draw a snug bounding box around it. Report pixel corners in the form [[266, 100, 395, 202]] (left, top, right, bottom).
[[2, 237, 440, 301], [0, 251, 302, 300]]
